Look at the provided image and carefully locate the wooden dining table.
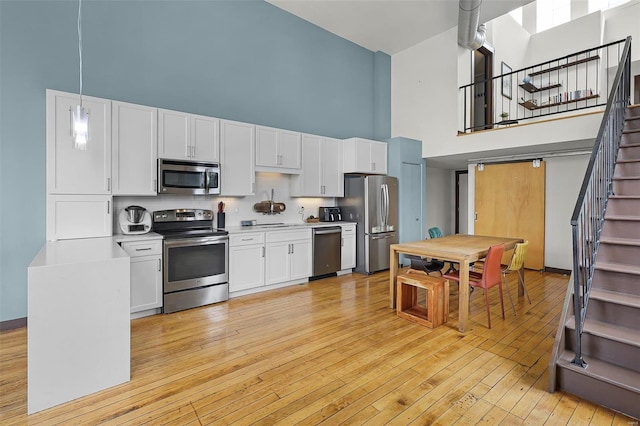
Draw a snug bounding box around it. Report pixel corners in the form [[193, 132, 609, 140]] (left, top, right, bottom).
[[389, 234, 524, 332]]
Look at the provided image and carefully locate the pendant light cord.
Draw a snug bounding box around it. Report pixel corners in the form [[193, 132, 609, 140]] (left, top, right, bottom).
[[78, 0, 83, 107]]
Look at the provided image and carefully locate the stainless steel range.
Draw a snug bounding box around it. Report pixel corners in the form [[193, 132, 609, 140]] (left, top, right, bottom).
[[153, 209, 229, 314]]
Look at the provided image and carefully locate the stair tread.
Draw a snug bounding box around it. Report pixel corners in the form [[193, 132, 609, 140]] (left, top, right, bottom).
[[616, 159, 640, 163], [620, 142, 640, 147], [610, 195, 640, 199], [604, 214, 640, 221], [595, 261, 640, 275], [600, 236, 640, 246], [590, 288, 640, 308], [613, 176, 640, 180], [623, 129, 640, 134], [565, 316, 640, 346], [557, 350, 640, 392]]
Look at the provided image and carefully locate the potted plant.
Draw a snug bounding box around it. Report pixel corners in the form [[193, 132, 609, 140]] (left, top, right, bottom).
[[500, 112, 509, 120]]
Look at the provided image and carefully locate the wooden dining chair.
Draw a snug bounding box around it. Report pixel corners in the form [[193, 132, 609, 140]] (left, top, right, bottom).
[[502, 241, 531, 315], [443, 244, 505, 329]]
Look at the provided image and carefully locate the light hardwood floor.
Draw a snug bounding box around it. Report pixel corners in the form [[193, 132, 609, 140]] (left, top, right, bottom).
[[1, 270, 637, 425]]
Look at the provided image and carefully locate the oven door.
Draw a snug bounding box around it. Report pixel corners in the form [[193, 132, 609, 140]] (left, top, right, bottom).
[[163, 236, 228, 293]]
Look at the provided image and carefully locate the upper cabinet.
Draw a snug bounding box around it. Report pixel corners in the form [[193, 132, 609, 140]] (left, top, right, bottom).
[[46, 90, 112, 195], [343, 137, 387, 175], [255, 125, 301, 173], [220, 119, 255, 196], [290, 134, 343, 197], [112, 101, 157, 196], [158, 109, 219, 162]]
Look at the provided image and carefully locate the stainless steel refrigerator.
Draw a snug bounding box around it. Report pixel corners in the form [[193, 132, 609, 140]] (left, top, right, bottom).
[[338, 175, 398, 274]]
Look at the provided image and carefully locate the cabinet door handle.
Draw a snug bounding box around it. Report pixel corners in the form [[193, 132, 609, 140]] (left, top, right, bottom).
[[107, 178, 111, 191], [262, 247, 265, 257], [107, 201, 110, 214], [158, 259, 162, 271], [186, 145, 190, 158], [291, 244, 294, 254], [135, 247, 152, 251], [372, 162, 376, 171], [341, 237, 344, 247]]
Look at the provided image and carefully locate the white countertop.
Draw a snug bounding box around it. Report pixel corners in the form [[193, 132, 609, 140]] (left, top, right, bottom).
[[224, 221, 356, 234], [29, 237, 129, 268]]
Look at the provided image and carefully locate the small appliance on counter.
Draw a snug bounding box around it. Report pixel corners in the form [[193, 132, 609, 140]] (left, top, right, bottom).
[[319, 206, 342, 222], [119, 205, 152, 235]]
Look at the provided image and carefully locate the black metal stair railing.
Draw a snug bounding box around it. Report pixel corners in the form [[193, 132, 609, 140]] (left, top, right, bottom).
[[569, 36, 631, 368], [459, 38, 628, 133]]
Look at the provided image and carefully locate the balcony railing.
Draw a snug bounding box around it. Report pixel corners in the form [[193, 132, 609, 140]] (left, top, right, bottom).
[[459, 39, 628, 133]]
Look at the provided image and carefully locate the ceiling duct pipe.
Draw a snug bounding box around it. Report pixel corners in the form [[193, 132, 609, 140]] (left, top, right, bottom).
[[458, 0, 486, 50]]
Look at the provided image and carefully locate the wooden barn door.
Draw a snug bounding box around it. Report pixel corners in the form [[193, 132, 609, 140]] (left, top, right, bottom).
[[475, 161, 545, 269]]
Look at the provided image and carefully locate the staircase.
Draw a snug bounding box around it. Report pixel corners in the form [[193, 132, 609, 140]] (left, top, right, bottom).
[[552, 104, 640, 419]]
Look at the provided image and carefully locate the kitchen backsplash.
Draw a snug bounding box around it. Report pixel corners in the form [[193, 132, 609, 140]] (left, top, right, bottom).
[[114, 172, 335, 229]]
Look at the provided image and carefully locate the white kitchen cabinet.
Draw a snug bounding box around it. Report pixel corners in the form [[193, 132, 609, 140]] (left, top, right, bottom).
[[46, 194, 113, 241], [255, 125, 301, 172], [290, 134, 343, 197], [341, 224, 356, 270], [290, 239, 312, 280], [343, 137, 388, 174], [46, 90, 111, 195], [265, 241, 291, 285], [265, 229, 312, 285], [158, 109, 219, 162], [120, 239, 162, 314], [229, 233, 265, 292], [112, 101, 157, 195], [220, 119, 255, 196]]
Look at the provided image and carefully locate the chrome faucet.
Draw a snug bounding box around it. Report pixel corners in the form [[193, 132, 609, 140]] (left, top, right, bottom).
[[270, 188, 275, 214]]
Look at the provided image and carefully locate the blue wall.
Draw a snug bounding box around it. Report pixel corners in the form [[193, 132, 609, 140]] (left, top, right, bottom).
[[0, 0, 391, 321]]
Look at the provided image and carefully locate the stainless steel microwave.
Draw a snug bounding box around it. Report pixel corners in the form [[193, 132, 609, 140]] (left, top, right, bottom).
[[158, 159, 220, 195]]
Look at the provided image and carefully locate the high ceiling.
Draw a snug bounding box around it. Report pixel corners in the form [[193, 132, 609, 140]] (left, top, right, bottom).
[[267, 0, 532, 55]]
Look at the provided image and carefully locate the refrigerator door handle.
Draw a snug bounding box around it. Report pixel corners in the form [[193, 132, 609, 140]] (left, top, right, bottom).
[[382, 183, 389, 227]]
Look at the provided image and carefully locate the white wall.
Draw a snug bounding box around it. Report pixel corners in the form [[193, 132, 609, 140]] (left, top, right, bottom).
[[392, 28, 459, 153], [425, 166, 454, 235], [544, 154, 590, 269], [528, 11, 602, 64], [114, 173, 332, 230]]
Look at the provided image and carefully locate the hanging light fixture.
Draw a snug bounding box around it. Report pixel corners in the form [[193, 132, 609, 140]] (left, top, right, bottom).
[[71, 0, 89, 150]]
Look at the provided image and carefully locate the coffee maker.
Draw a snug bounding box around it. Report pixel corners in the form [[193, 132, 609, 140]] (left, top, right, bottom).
[[118, 205, 152, 234], [319, 206, 342, 222]]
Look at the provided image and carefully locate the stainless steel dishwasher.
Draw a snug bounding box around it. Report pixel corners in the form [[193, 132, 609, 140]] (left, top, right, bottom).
[[312, 226, 342, 277]]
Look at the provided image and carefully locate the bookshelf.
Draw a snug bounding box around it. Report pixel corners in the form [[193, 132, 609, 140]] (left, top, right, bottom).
[[519, 54, 600, 111], [519, 94, 600, 111]]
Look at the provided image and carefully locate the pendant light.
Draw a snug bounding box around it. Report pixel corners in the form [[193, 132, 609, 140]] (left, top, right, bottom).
[[71, 0, 89, 150]]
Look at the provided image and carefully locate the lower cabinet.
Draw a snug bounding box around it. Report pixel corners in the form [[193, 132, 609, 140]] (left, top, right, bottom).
[[229, 229, 312, 294], [341, 224, 356, 270], [120, 239, 163, 314], [229, 233, 265, 292], [265, 230, 312, 285]]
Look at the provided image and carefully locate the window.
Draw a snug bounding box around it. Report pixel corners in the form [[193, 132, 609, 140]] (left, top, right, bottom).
[[588, 0, 630, 13], [537, 0, 571, 32]]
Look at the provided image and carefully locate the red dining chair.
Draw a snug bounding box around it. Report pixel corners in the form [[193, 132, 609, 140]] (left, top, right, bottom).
[[443, 244, 505, 329]]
